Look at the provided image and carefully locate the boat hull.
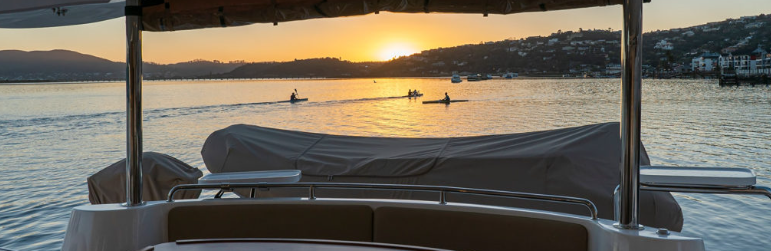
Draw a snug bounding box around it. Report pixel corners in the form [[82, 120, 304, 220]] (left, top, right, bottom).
[[61, 198, 704, 251], [422, 100, 468, 104], [282, 98, 308, 103]]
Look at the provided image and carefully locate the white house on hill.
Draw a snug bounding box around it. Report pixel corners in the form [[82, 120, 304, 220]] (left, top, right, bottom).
[[691, 52, 720, 71]]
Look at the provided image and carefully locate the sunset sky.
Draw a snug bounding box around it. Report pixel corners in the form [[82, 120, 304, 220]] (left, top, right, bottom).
[[1, 0, 770, 64]]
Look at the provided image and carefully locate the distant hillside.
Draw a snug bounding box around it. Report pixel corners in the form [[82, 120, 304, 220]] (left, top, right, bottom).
[[371, 13, 770, 77], [373, 31, 620, 77], [0, 50, 123, 81], [644, 14, 771, 69], [0, 50, 247, 81], [145, 59, 246, 79], [221, 58, 383, 78], [221, 13, 771, 78]]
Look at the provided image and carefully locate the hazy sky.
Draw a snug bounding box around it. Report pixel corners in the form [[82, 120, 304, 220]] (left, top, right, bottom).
[[1, 0, 769, 64]]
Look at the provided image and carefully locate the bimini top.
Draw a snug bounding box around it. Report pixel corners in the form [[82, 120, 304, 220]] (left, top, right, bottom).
[[0, 0, 645, 30], [0, 0, 125, 28]]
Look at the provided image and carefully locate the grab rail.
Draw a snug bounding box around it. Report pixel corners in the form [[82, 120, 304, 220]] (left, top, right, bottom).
[[641, 184, 771, 199], [167, 182, 599, 220]]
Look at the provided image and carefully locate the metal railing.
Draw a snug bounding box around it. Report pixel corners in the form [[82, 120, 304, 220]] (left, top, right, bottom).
[[641, 184, 771, 199], [614, 184, 771, 221], [167, 182, 599, 220]]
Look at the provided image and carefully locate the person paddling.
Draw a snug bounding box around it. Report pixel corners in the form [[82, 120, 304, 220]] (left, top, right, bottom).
[[290, 92, 297, 101], [443, 92, 450, 102], [408, 89, 413, 96]]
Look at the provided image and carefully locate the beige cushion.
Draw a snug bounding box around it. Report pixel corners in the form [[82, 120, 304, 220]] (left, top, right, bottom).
[[168, 204, 373, 242], [374, 207, 588, 251]]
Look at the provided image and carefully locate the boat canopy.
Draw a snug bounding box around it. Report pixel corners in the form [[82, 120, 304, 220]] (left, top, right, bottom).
[[201, 122, 684, 231], [140, 0, 632, 31], [0, 0, 648, 30], [0, 0, 112, 14], [0, 0, 125, 28]]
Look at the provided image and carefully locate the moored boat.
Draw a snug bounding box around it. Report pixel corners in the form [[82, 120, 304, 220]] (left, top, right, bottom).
[[451, 74, 462, 83]]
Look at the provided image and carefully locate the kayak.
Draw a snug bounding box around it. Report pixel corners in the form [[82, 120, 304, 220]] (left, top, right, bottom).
[[402, 93, 424, 98], [422, 100, 468, 104], [278, 98, 308, 103]]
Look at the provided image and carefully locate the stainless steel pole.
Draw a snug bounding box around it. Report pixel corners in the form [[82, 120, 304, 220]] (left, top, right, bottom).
[[125, 0, 143, 207], [617, 0, 643, 230]]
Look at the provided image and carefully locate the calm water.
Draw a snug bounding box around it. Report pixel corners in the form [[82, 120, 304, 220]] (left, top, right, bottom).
[[0, 78, 769, 250]]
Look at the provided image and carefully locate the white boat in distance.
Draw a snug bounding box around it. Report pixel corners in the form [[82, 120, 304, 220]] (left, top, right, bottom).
[[451, 74, 462, 83], [1, 1, 770, 251]]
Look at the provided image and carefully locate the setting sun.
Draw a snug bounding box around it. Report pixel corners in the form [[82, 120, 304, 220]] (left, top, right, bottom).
[[378, 42, 419, 61]]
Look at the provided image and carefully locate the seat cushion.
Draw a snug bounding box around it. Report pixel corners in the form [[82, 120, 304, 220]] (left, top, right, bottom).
[[168, 204, 373, 242], [374, 207, 588, 251]]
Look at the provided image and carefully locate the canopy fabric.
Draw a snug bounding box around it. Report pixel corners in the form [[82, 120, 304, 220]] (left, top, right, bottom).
[[142, 0, 630, 31], [0, 1, 124, 29], [87, 152, 203, 204], [201, 122, 684, 231], [0, 0, 111, 14], [0, 0, 643, 30]]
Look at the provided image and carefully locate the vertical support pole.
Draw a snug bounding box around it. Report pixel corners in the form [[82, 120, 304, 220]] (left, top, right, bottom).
[[125, 0, 144, 207], [309, 185, 317, 200], [616, 0, 644, 230]]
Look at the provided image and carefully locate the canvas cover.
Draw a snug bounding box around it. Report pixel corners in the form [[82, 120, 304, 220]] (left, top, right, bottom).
[[0, 0, 648, 30], [0, 0, 124, 28], [202, 123, 684, 231], [87, 152, 203, 204], [0, 0, 111, 14], [141, 0, 639, 31]]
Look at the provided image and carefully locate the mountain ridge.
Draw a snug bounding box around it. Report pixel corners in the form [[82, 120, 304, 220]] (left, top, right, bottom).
[[0, 50, 246, 81]]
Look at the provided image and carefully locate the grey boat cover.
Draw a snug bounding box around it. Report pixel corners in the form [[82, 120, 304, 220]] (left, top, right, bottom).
[[202, 123, 684, 231], [88, 152, 203, 204]]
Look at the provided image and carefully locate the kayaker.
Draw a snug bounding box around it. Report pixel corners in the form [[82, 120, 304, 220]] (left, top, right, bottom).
[[408, 89, 412, 96], [290, 92, 297, 101], [443, 92, 450, 102]]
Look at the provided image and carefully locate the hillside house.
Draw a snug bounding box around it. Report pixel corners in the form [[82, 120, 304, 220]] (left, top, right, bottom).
[[654, 40, 674, 50], [691, 52, 720, 71], [745, 22, 765, 29]]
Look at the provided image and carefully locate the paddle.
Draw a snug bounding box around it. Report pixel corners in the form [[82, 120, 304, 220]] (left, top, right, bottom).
[[294, 89, 299, 98]]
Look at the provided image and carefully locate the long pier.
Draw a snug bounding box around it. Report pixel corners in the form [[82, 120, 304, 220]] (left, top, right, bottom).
[[146, 77, 328, 81], [0, 77, 329, 84], [719, 74, 770, 87]]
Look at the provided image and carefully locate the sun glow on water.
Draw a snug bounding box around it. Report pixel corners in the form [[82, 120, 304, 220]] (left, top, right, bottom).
[[379, 43, 419, 61]]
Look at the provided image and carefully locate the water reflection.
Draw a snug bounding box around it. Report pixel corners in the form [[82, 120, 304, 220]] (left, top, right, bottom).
[[0, 78, 769, 250]]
